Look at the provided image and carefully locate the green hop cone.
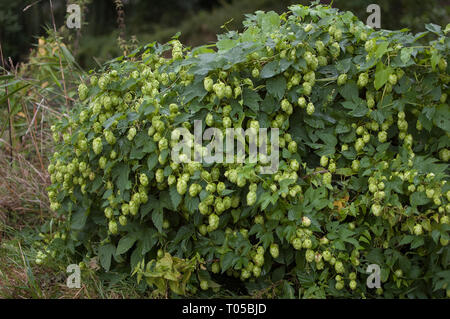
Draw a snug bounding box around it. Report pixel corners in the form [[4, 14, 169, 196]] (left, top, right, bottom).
[[269, 243, 279, 259], [337, 73, 347, 86]]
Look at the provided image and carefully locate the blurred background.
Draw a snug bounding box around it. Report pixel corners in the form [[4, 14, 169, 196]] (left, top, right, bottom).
[[1, 0, 449, 69], [0, 0, 449, 298]]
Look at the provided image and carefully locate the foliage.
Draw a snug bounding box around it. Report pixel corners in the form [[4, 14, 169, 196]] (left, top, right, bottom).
[[43, 3, 449, 298]]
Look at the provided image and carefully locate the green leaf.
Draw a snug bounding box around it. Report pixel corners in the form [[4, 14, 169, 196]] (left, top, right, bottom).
[[340, 99, 368, 117], [261, 11, 280, 33], [338, 81, 358, 102], [182, 78, 207, 103], [185, 196, 200, 213], [272, 266, 285, 282], [99, 244, 115, 271], [370, 109, 385, 124], [173, 225, 195, 246], [336, 58, 352, 74], [220, 252, 234, 273], [398, 235, 415, 246], [317, 131, 338, 147], [288, 206, 301, 221], [366, 248, 384, 265], [150, 194, 170, 233], [169, 186, 182, 209], [139, 195, 156, 219], [374, 42, 389, 59], [400, 47, 413, 64], [216, 39, 237, 51], [410, 236, 424, 249], [103, 113, 124, 129], [70, 208, 88, 230], [425, 23, 442, 35], [431, 229, 441, 244], [335, 122, 351, 134], [430, 51, 441, 71], [333, 240, 346, 250], [112, 163, 131, 194], [260, 232, 274, 250], [242, 88, 261, 112], [433, 104, 450, 132], [142, 228, 157, 254], [116, 234, 137, 255], [152, 208, 164, 233], [260, 59, 292, 78], [130, 246, 143, 271], [147, 153, 158, 171], [374, 63, 393, 90], [266, 75, 286, 101], [410, 192, 430, 207]]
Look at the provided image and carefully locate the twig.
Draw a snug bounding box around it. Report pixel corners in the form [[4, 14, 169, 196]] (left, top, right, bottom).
[[24, 98, 44, 136], [22, 100, 45, 172], [301, 169, 329, 179], [23, 0, 42, 12]]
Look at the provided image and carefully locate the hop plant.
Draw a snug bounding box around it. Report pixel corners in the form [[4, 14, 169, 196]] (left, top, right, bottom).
[[44, 3, 449, 299]]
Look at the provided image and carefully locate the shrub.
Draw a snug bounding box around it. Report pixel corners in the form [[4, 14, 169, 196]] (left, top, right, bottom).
[[43, 4, 449, 298]]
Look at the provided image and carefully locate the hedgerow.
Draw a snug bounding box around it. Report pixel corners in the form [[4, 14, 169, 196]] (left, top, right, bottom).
[[42, 3, 449, 298]]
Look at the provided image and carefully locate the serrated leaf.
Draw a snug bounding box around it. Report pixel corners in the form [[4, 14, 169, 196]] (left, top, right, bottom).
[[374, 42, 389, 59], [400, 47, 413, 64], [434, 104, 450, 132], [338, 81, 358, 101], [112, 163, 131, 195], [147, 153, 158, 171], [410, 236, 424, 249], [220, 252, 234, 273], [99, 244, 115, 271], [260, 59, 292, 78], [216, 38, 237, 51], [71, 208, 88, 230], [425, 23, 442, 34], [173, 225, 194, 245], [374, 63, 393, 90], [410, 192, 430, 207], [242, 88, 261, 112], [185, 196, 200, 213], [398, 235, 415, 246], [152, 207, 164, 233], [116, 234, 137, 255], [142, 228, 157, 254], [266, 75, 286, 101], [169, 186, 182, 209], [261, 94, 278, 113]]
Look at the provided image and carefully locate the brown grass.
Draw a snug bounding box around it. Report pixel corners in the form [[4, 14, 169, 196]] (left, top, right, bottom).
[[0, 113, 53, 228]]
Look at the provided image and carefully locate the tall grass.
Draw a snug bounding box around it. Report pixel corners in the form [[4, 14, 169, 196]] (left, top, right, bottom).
[[0, 31, 82, 223], [0, 2, 147, 298]]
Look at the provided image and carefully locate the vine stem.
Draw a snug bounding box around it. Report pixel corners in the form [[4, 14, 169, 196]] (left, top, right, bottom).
[[316, 76, 337, 82], [301, 169, 329, 179]]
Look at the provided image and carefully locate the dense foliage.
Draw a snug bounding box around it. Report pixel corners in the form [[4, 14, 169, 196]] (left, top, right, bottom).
[[42, 4, 449, 298]]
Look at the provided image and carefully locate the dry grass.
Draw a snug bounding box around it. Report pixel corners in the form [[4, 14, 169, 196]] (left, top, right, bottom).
[[0, 103, 55, 237], [0, 151, 51, 216], [0, 2, 159, 298]]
